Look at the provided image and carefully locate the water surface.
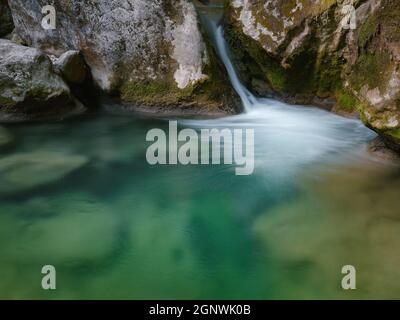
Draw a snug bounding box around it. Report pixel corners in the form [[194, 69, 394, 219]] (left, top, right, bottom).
[[1, 103, 400, 299]]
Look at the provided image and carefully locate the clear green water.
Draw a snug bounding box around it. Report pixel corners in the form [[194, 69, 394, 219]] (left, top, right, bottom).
[[0, 109, 400, 300]]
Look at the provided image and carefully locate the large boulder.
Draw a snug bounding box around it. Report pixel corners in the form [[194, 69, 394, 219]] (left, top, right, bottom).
[[224, 0, 400, 150], [0, 0, 14, 37], [9, 0, 238, 114], [0, 39, 83, 121]]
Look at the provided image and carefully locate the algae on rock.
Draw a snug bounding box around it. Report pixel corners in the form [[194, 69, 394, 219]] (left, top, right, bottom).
[[224, 0, 400, 150]]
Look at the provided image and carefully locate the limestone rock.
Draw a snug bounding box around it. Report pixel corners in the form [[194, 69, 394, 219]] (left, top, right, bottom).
[[9, 0, 238, 113], [345, 0, 400, 148], [225, 0, 400, 150], [0, 39, 82, 121]]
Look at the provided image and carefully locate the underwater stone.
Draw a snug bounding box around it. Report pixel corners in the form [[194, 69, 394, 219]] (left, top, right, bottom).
[[0, 193, 120, 266], [0, 151, 88, 195]]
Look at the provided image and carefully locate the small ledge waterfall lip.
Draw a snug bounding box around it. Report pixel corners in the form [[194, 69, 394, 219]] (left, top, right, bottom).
[[181, 15, 376, 175]]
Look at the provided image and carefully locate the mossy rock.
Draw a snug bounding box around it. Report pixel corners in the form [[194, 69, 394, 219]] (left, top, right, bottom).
[[119, 22, 240, 114], [335, 89, 360, 113], [223, 0, 350, 105], [349, 53, 392, 92]]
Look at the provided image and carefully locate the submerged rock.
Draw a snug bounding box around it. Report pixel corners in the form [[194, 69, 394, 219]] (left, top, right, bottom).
[[224, 0, 400, 150], [9, 0, 238, 113], [0, 151, 88, 195], [0, 39, 84, 121], [0, 0, 14, 37], [0, 126, 12, 147], [253, 163, 400, 298]]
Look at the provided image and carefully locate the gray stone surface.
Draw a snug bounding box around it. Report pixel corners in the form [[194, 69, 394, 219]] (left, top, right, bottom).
[[0, 39, 80, 119]]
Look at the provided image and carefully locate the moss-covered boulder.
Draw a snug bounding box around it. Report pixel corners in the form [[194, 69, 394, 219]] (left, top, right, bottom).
[[225, 0, 341, 101], [224, 0, 400, 150], [344, 0, 400, 150], [9, 0, 238, 114], [0, 0, 14, 37], [0, 39, 83, 121]]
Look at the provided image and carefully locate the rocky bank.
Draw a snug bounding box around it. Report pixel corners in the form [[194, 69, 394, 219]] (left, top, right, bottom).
[[6, 0, 238, 115], [0, 0, 399, 151], [224, 0, 400, 150]]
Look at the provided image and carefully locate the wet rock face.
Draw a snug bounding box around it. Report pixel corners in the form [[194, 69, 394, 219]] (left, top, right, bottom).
[[345, 0, 400, 147], [0, 39, 81, 121], [0, 0, 14, 37], [225, 0, 350, 101], [8, 0, 238, 112], [225, 0, 400, 150], [53, 50, 88, 85], [8, 0, 185, 91]]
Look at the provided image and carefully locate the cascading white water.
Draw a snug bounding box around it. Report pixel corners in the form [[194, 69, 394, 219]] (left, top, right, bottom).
[[181, 13, 376, 176]]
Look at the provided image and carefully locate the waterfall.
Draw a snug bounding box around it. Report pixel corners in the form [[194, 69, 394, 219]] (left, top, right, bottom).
[[183, 7, 375, 175], [210, 22, 256, 112]]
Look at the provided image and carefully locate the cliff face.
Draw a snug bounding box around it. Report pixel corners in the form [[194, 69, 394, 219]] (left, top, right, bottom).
[[8, 0, 238, 114], [225, 0, 400, 149]]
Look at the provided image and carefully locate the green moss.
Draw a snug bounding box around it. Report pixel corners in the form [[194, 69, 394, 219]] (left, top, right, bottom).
[[358, 15, 377, 49], [224, 24, 290, 93], [120, 80, 195, 105], [315, 52, 344, 93], [335, 89, 360, 112], [119, 22, 238, 111], [224, 5, 347, 99], [349, 53, 392, 92], [198, 33, 238, 105], [387, 128, 400, 141], [119, 48, 236, 109]]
